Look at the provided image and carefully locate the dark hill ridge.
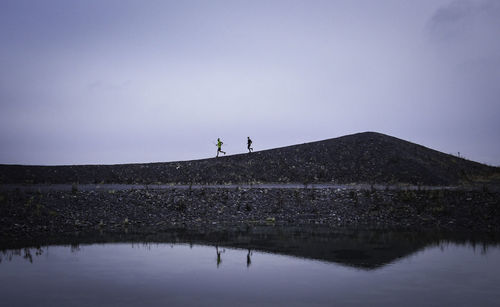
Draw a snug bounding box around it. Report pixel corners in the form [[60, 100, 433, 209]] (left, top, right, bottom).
[[1, 132, 498, 185]]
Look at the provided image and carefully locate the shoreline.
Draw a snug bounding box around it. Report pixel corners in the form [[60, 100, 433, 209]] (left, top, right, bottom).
[[1, 186, 499, 246]]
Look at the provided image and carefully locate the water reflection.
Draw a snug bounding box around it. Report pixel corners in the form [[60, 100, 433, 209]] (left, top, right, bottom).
[[215, 245, 223, 268], [1, 227, 499, 270], [1, 237, 500, 307], [0, 246, 45, 264], [1, 240, 498, 268], [247, 249, 252, 268], [1, 243, 262, 273]]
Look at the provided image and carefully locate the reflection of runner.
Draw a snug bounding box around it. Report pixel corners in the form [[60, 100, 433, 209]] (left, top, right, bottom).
[[216, 245, 223, 268], [247, 137, 253, 153], [247, 249, 252, 267], [216, 138, 226, 157]]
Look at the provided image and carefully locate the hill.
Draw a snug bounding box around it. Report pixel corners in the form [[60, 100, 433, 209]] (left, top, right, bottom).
[[1, 132, 498, 185]]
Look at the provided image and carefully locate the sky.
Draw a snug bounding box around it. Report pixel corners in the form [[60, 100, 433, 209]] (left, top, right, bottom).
[[1, 0, 499, 166]]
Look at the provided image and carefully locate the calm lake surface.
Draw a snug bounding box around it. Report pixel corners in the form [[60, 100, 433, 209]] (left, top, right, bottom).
[[1, 230, 500, 307]]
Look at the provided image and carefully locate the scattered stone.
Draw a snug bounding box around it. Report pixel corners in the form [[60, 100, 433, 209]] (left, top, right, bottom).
[[0, 187, 499, 244]]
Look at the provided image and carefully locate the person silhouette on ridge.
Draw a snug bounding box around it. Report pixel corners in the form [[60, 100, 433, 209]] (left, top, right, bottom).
[[216, 138, 226, 157], [247, 137, 253, 153]]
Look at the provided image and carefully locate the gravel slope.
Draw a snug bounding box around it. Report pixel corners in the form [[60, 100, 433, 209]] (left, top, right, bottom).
[[1, 132, 498, 186]]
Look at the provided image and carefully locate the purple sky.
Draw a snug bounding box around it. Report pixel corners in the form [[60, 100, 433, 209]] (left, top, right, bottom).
[[1, 0, 499, 166]]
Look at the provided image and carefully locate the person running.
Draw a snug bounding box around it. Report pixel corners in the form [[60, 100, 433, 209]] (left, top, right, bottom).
[[247, 136, 253, 153], [216, 138, 226, 157]]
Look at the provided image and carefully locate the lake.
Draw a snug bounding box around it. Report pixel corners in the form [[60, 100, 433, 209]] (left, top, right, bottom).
[[1, 228, 499, 306]]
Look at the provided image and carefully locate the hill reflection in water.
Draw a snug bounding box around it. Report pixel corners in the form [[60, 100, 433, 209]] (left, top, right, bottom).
[[2, 227, 500, 307], [2, 226, 499, 270]]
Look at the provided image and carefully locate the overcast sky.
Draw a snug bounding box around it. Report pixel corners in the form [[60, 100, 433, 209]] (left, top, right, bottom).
[[1, 0, 499, 166]]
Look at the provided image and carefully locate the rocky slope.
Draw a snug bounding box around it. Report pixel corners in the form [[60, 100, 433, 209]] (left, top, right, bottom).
[[1, 186, 499, 241], [1, 132, 498, 185]]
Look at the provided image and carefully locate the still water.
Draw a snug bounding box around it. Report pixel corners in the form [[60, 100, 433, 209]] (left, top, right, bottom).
[[1, 235, 500, 307]]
